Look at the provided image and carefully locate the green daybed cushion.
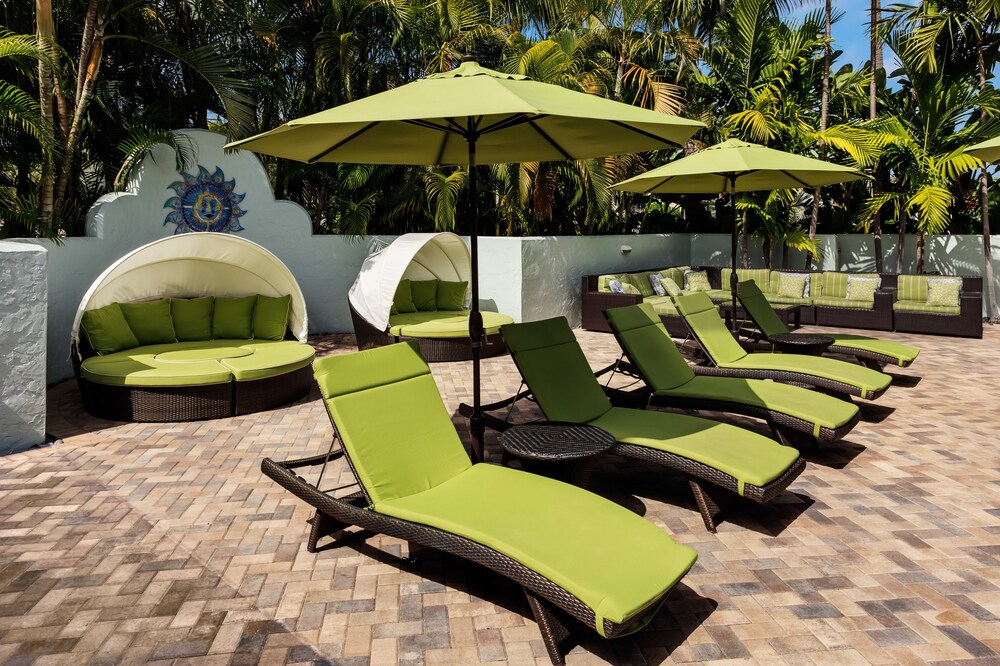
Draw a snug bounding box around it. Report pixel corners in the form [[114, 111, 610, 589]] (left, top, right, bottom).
[[392, 279, 417, 314], [388, 311, 515, 338], [80, 340, 314, 387], [253, 294, 292, 341], [674, 292, 891, 396], [213, 296, 257, 339], [380, 463, 696, 633], [80, 303, 140, 355], [410, 279, 439, 311], [313, 341, 697, 636], [826, 335, 920, 367], [436, 280, 468, 311], [500, 317, 801, 496], [120, 299, 176, 346], [171, 297, 214, 341]]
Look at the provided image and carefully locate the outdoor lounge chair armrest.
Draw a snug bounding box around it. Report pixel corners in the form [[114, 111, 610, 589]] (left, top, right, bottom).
[[458, 402, 519, 432], [874, 288, 897, 307], [961, 291, 983, 318], [601, 385, 651, 409]]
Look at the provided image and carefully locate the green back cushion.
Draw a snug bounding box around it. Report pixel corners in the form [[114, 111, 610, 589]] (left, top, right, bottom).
[[673, 292, 747, 365], [736, 281, 789, 337], [605, 304, 695, 391], [213, 296, 257, 339], [393, 279, 417, 314], [81, 303, 139, 355], [119, 299, 176, 345], [253, 294, 291, 340], [626, 273, 657, 298], [898, 275, 928, 302], [926, 278, 961, 307], [822, 272, 878, 299], [410, 280, 439, 311], [721, 269, 770, 292], [171, 297, 214, 341], [314, 342, 472, 503], [501, 318, 612, 424], [436, 281, 467, 311]]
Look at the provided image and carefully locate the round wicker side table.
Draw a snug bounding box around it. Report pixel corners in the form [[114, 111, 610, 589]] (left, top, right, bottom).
[[498, 422, 616, 487], [768, 333, 835, 356]]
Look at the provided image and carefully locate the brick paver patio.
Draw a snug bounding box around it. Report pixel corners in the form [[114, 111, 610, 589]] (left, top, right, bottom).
[[1, 325, 999, 665]]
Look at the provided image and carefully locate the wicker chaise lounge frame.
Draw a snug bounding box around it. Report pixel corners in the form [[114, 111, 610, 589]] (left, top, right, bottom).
[[72, 336, 312, 422], [350, 302, 508, 362], [262, 410, 668, 664]]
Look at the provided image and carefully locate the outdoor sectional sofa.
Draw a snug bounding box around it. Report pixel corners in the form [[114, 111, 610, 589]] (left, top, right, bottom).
[[71, 234, 315, 422], [581, 265, 982, 337]]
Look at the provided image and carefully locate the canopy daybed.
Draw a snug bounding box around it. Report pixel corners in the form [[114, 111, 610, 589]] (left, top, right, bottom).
[[348, 232, 513, 362], [72, 233, 314, 422]]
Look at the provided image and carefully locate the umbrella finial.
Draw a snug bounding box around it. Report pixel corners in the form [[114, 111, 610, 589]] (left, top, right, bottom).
[[461, 54, 477, 63]]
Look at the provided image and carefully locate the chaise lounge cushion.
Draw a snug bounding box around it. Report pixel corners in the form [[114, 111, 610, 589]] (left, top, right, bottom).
[[388, 311, 514, 338], [120, 299, 176, 345], [379, 463, 696, 632], [81, 303, 140, 355], [171, 297, 214, 341], [825, 334, 920, 366]]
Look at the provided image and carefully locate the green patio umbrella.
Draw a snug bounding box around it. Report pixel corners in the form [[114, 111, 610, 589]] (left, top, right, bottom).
[[965, 135, 1000, 163], [227, 57, 703, 462], [613, 138, 868, 331]]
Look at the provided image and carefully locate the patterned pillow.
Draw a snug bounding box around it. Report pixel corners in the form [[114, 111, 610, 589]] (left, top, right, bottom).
[[608, 279, 640, 296], [777, 275, 808, 299], [780, 272, 811, 297], [845, 275, 880, 301], [648, 273, 666, 297], [684, 270, 712, 292], [926, 278, 961, 307]]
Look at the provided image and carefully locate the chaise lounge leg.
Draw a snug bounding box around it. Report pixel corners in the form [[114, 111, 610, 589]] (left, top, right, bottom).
[[524, 588, 573, 665], [688, 479, 721, 532], [307, 511, 348, 553], [858, 357, 884, 371], [768, 420, 814, 449]]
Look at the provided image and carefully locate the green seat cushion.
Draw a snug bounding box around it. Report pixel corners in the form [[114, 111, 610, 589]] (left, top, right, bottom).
[[171, 297, 214, 341], [897, 275, 928, 302], [926, 278, 962, 307], [436, 281, 468, 311], [705, 289, 732, 302], [80, 343, 233, 387], [220, 340, 314, 381], [604, 303, 695, 390], [588, 408, 800, 495], [393, 279, 417, 314], [314, 342, 473, 503], [826, 335, 920, 366], [388, 311, 514, 338], [410, 280, 439, 311], [213, 296, 257, 339], [893, 299, 961, 315], [80, 303, 140, 355], [120, 299, 176, 346], [812, 296, 873, 310], [253, 294, 292, 341], [379, 463, 696, 635], [764, 294, 812, 305], [656, 376, 859, 436], [726, 353, 891, 395], [644, 295, 678, 315]]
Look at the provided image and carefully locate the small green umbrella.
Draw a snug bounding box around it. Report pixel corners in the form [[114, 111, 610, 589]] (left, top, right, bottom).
[[965, 136, 1000, 163], [228, 57, 703, 461], [613, 139, 868, 330]]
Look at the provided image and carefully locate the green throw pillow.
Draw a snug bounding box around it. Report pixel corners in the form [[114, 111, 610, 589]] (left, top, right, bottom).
[[684, 270, 712, 292], [393, 279, 417, 314], [662, 277, 682, 297], [846, 276, 880, 301], [253, 294, 292, 340], [627, 273, 657, 298], [926, 278, 961, 307], [410, 279, 439, 311], [80, 303, 139, 355], [120, 299, 176, 345], [777, 275, 807, 299], [437, 280, 467, 311], [171, 297, 214, 341], [213, 295, 257, 339]]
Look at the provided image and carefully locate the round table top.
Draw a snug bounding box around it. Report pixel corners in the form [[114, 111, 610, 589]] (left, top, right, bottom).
[[769, 333, 835, 346], [499, 422, 616, 462]]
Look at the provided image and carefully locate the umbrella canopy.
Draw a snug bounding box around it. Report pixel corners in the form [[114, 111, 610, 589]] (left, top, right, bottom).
[[227, 59, 703, 165], [227, 57, 704, 462], [613, 138, 868, 329], [965, 136, 1000, 164]]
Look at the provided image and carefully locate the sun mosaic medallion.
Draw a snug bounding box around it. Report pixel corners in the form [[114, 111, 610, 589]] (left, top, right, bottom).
[[164, 166, 247, 234]]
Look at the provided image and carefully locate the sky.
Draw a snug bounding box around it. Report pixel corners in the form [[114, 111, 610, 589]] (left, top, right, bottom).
[[789, 0, 898, 72]]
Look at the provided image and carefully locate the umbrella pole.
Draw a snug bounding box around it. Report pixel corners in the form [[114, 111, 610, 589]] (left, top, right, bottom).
[[467, 135, 485, 464], [729, 174, 739, 334]]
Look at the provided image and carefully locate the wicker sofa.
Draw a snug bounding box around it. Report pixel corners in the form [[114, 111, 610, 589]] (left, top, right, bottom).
[[882, 274, 983, 338]]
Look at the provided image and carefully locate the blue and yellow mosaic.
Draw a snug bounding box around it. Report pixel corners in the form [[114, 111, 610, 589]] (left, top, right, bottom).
[[164, 166, 247, 234]]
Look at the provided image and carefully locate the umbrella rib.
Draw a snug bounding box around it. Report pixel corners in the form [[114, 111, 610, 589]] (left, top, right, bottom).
[[479, 113, 539, 136], [779, 170, 813, 189], [307, 122, 379, 163], [609, 120, 682, 149], [405, 119, 465, 136], [528, 121, 573, 161]]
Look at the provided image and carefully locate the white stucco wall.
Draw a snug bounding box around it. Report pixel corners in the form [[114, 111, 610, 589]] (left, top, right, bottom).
[[0, 243, 47, 454]]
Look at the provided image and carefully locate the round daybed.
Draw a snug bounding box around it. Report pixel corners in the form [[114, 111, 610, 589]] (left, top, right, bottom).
[[71, 233, 315, 422], [348, 232, 514, 362]]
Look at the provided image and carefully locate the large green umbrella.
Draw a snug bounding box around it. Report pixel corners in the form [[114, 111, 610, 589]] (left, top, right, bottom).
[[613, 138, 868, 330], [228, 57, 703, 461], [965, 136, 1000, 163]]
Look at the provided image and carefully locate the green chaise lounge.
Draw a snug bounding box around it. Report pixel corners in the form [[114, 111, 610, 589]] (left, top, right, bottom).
[[603, 303, 861, 445], [736, 280, 919, 370], [674, 292, 892, 400], [261, 342, 697, 665], [500, 318, 805, 531]]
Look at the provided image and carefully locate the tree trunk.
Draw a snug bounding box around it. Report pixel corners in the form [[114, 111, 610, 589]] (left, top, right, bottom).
[[763, 235, 771, 270], [896, 217, 906, 274], [916, 229, 924, 274], [869, 0, 883, 273], [782, 242, 788, 269], [981, 171, 999, 322], [36, 0, 57, 232], [741, 210, 749, 269], [806, 0, 832, 270]]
